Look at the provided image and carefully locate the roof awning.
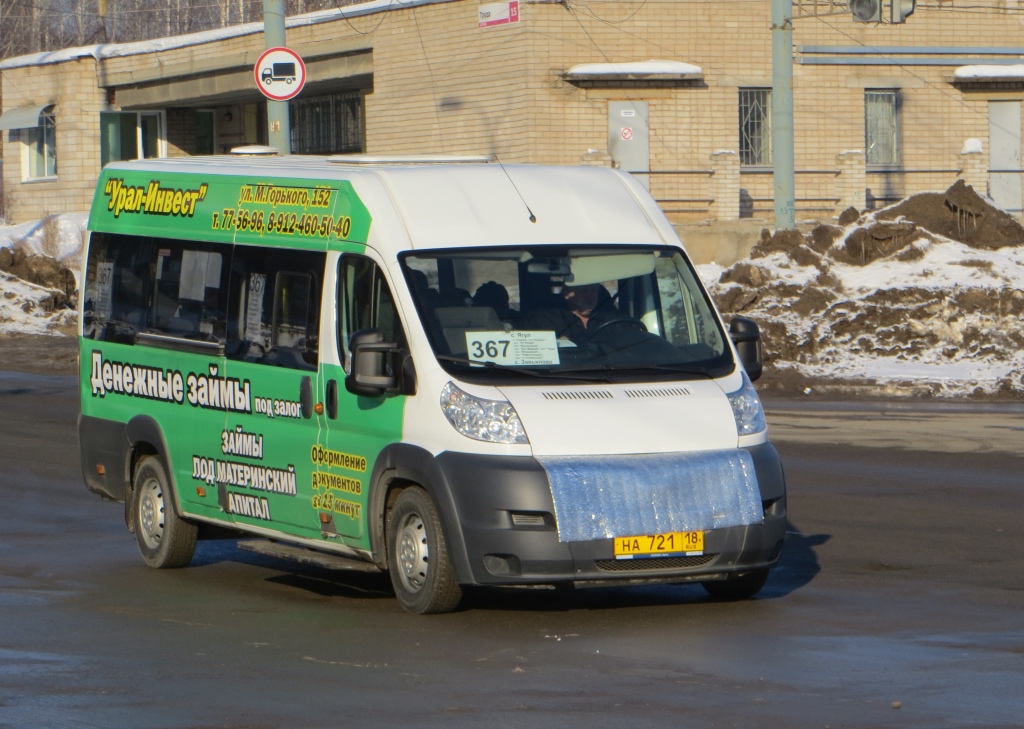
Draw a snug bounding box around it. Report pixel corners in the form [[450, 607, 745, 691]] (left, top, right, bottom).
[[563, 60, 703, 87], [0, 103, 53, 130], [951, 64, 1024, 88]]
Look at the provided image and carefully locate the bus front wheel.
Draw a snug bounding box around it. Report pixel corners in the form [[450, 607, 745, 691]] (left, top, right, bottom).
[[386, 487, 462, 614]]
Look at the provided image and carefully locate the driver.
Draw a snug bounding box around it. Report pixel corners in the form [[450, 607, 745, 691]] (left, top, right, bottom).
[[562, 283, 602, 330], [555, 283, 635, 344]]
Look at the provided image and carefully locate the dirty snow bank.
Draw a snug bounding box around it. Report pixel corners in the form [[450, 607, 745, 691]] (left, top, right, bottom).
[[701, 181, 1024, 399], [0, 213, 85, 337]]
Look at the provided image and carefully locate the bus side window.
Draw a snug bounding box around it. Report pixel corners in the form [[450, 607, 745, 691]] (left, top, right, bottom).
[[226, 245, 326, 371], [337, 255, 406, 372], [83, 232, 150, 342], [82, 233, 230, 345]]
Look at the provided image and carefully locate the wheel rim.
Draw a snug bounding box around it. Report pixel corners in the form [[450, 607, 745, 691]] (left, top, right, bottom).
[[395, 511, 429, 594], [137, 476, 166, 550]]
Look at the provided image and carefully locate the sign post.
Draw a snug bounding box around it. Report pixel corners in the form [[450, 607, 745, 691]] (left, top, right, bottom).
[[771, 0, 796, 230], [259, 0, 299, 153]]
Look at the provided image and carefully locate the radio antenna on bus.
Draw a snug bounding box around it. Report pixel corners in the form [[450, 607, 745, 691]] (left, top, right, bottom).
[[493, 155, 537, 223]]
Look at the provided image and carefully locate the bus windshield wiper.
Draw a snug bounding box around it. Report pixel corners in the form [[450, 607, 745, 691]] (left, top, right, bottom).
[[434, 355, 613, 383], [557, 363, 715, 380], [618, 364, 715, 378]]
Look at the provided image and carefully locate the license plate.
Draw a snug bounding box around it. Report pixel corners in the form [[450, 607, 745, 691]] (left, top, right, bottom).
[[614, 531, 704, 559]]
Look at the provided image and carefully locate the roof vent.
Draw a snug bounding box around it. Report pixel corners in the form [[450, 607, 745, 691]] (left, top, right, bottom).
[[230, 145, 280, 156], [328, 154, 495, 165]]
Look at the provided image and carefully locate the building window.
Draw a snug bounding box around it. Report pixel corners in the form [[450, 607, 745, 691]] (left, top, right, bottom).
[[290, 91, 364, 155], [865, 90, 901, 167], [739, 88, 772, 167], [100, 111, 166, 167], [24, 106, 57, 179]]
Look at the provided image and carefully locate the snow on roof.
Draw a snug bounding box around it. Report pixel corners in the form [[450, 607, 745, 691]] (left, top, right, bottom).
[[953, 64, 1024, 81], [565, 60, 702, 77], [962, 138, 984, 154], [0, 0, 457, 70]]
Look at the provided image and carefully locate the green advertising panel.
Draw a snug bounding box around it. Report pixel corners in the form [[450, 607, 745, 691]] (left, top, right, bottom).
[[81, 163, 408, 555], [89, 167, 372, 250]]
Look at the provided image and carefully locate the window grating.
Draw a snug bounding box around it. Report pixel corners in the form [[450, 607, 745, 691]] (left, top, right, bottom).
[[739, 88, 772, 166], [290, 91, 364, 155], [865, 90, 901, 167]]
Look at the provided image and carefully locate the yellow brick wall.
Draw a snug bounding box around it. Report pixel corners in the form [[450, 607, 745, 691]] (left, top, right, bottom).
[[364, 2, 531, 158], [3, 0, 1024, 224], [2, 57, 106, 223]]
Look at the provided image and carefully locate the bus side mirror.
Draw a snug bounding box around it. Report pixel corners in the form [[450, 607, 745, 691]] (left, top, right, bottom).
[[729, 317, 764, 382], [346, 328, 415, 398]]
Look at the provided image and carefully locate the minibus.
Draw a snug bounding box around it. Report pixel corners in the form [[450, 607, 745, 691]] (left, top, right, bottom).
[[79, 153, 786, 613]]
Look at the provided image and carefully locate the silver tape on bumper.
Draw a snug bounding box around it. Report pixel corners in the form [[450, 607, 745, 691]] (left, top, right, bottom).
[[537, 450, 763, 543]]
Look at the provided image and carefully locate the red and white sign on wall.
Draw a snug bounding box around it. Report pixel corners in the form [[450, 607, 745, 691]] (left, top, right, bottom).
[[254, 47, 307, 102], [478, 1, 519, 28]]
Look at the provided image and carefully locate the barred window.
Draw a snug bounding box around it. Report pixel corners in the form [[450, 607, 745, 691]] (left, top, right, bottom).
[[739, 88, 772, 167], [865, 90, 901, 167], [289, 91, 364, 155]]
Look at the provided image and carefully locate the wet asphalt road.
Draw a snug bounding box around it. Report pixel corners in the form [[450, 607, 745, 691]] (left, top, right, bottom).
[[0, 370, 1022, 729]]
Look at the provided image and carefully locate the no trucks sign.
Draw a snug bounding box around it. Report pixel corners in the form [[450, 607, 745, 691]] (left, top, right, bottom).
[[254, 47, 306, 102]]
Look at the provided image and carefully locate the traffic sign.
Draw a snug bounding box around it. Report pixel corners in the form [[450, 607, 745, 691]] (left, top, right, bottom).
[[254, 47, 306, 102]]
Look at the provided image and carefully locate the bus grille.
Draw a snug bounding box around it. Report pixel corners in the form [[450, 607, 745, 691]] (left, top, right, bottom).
[[595, 555, 716, 572]]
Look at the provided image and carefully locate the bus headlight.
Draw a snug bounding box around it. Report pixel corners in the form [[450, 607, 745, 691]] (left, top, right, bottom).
[[727, 371, 767, 436], [440, 382, 529, 445]]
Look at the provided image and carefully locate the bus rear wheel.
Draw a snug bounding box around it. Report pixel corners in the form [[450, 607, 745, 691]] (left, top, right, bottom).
[[386, 487, 462, 614], [133, 456, 198, 569]]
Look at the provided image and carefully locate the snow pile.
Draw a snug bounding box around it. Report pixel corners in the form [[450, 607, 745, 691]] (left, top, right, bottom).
[[0, 213, 87, 269], [0, 270, 77, 336], [0, 213, 85, 337], [700, 181, 1024, 399]]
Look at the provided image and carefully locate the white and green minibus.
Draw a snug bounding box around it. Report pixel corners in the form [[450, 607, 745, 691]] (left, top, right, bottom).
[[79, 152, 786, 614]]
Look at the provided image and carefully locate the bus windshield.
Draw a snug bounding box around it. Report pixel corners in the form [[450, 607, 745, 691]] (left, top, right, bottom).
[[399, 245, 734, 383]]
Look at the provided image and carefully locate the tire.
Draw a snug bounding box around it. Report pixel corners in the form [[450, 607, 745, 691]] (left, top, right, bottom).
[[132, 456, 198, 569], [700, 567, 770, 600], [386, 487, 462, 614]]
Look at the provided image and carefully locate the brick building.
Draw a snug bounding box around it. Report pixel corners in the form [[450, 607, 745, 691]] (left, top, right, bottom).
[[1, 0, 1022, 228]]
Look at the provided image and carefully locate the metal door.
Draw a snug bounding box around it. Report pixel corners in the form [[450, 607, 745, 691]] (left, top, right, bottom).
[[988, 101, 1022, 212], [608, 101, 650, 190]]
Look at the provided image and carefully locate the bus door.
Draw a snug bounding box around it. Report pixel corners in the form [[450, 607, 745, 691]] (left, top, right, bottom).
[[316, 253, 410, 550], [219, 243, 329, 538]]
